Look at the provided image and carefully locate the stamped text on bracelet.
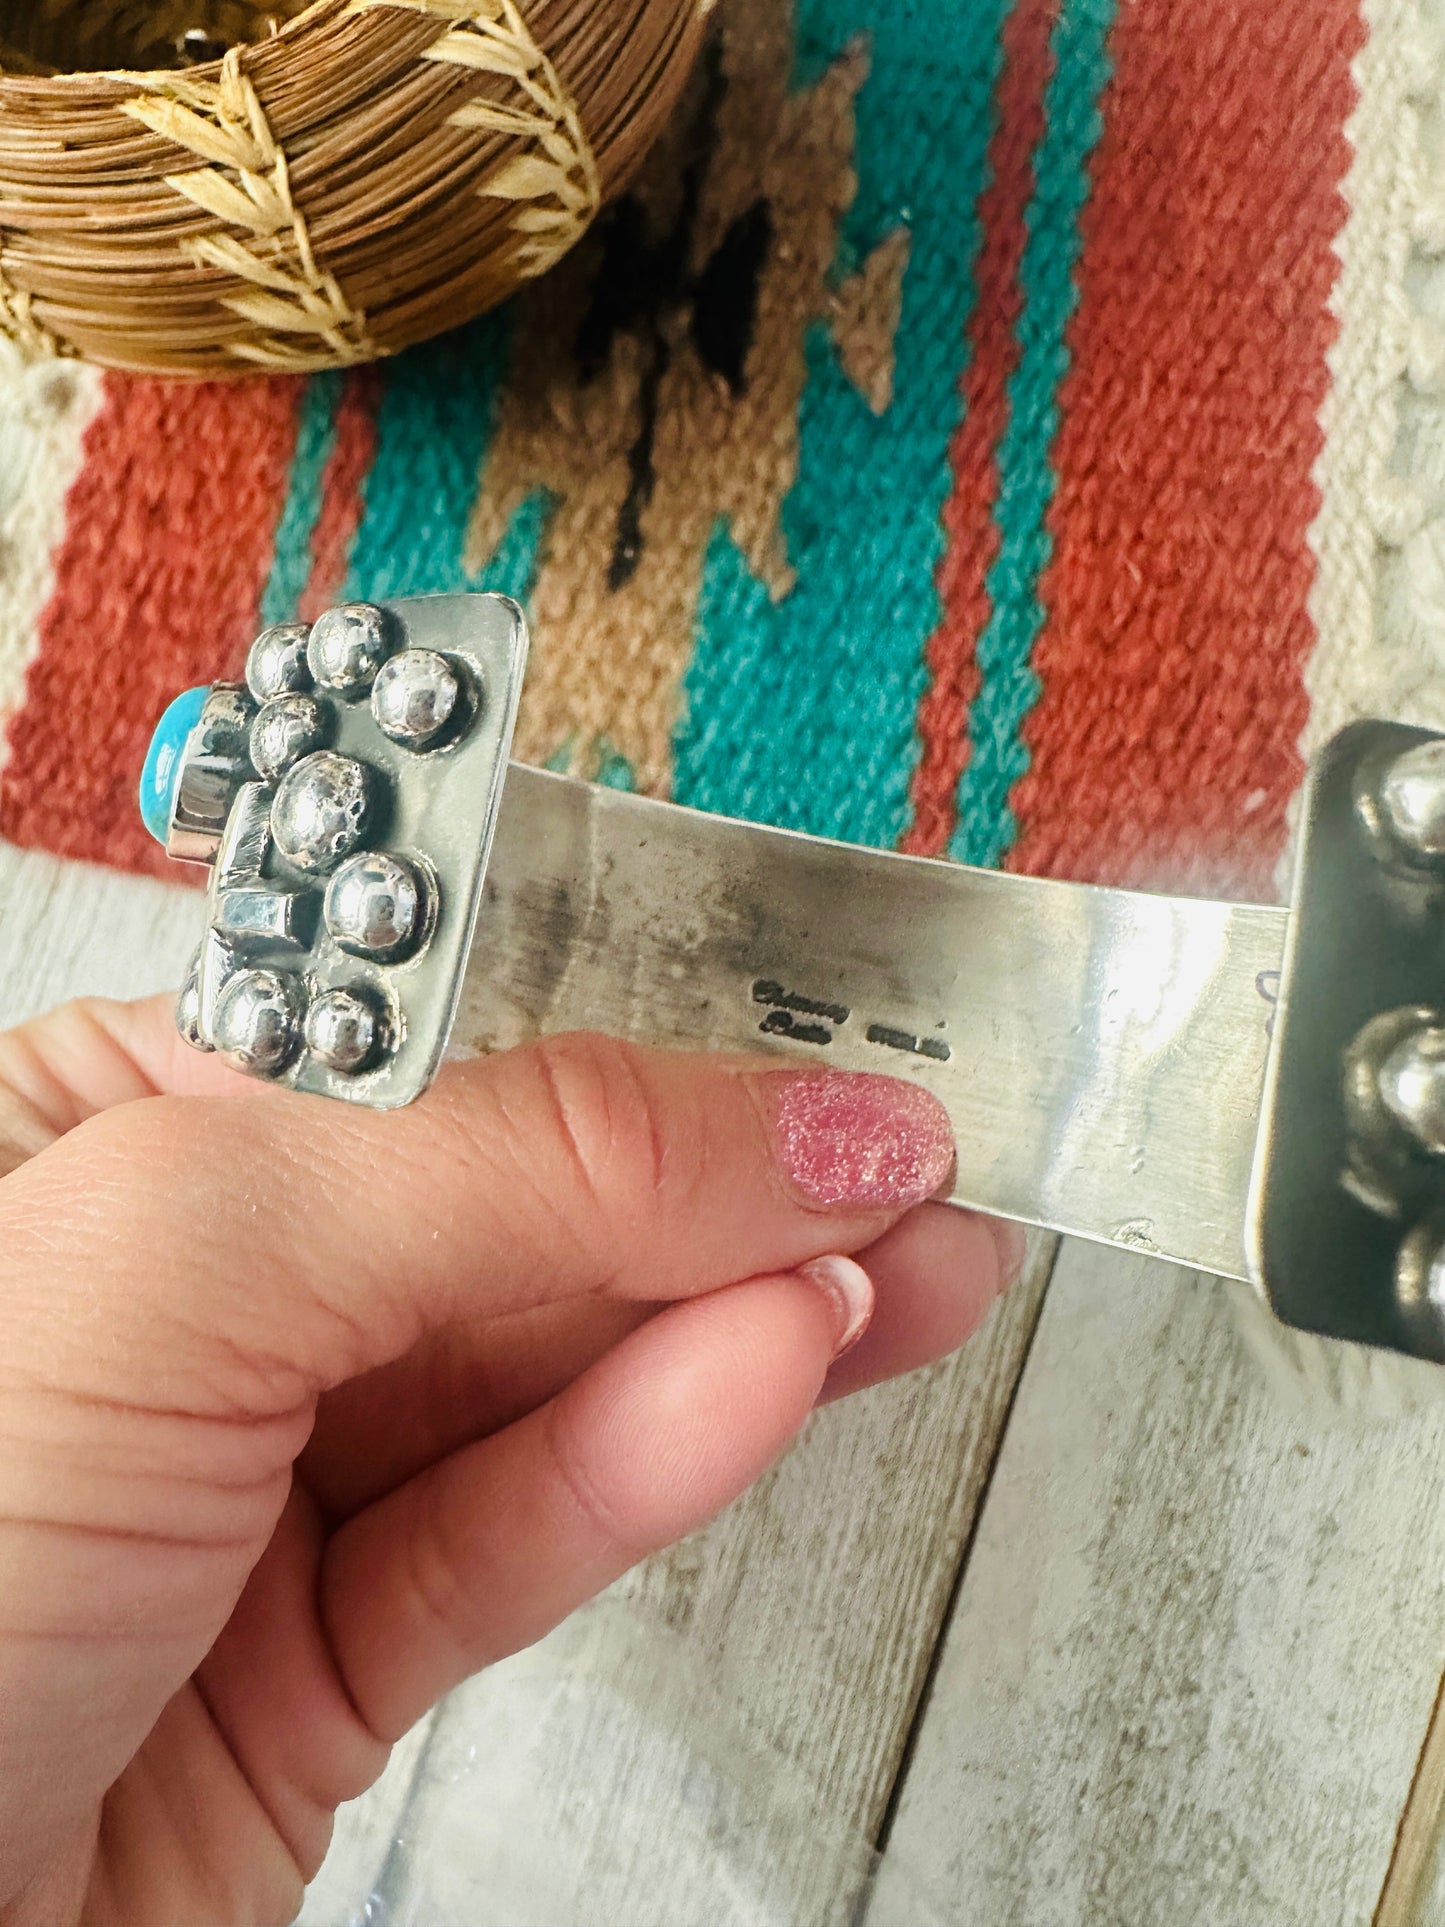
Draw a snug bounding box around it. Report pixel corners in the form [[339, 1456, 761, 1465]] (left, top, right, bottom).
[[751, 980, 952, 1062]]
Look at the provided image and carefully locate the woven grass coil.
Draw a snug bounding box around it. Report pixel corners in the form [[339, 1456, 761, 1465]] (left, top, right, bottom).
[[0, 0, 709, 376]]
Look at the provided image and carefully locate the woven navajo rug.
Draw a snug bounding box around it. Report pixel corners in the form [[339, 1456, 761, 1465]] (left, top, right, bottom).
[[0, 0, 1427, 904]]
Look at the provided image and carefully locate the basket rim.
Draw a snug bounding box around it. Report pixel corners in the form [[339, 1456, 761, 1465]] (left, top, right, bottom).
[[0, 0, 342, 92], [0, 0, 706, 377]]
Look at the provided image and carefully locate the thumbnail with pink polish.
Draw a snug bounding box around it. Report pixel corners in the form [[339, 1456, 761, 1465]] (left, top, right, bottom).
[[769, 1070, 956, 1207]]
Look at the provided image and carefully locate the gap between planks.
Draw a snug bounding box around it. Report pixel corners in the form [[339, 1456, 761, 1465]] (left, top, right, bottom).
[[1377, 1665, 1445, 1927], [875, 1243, 1445, 1927], [868, 1231, 1063, 1868]]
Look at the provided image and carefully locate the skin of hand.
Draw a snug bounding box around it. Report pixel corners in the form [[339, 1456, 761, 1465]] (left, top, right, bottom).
[[0, 995, 1021, 1927]]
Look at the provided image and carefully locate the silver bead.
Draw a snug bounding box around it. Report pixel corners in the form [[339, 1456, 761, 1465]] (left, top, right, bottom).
[[308, 603, 393, 697], [175, 947, 213, 1052], [212, 968, 304, 1074], [325, 851, 429, 960], [250, 693, 329, 783], [245, 624, 312, 703], [306, 987, 385, 1074], [371, 649, 464, 749], [1377, 1025, 1445, 1154], [1376, 740, 1445, 862], [271, 751, 375, 876], [1396, 1224, 1445, 1332], [1345, 1006, 1437, 1155]]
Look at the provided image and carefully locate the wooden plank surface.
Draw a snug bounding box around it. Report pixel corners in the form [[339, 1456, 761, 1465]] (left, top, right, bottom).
[[877, 1240, 1445, 1927], [335, 1265, 1050, 1927], [0, 840, 1052, 1924], [0, 842, 199, 1020]]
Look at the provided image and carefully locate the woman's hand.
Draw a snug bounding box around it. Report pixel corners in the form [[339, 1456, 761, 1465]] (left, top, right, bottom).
[[0, 996, 1018, 1927]]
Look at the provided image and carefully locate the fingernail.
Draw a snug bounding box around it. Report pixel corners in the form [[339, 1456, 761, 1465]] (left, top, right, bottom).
[[767, 1070, 956, 1208], [991, 1219, 1028, 1290], [798, 1254, 875, 1358]]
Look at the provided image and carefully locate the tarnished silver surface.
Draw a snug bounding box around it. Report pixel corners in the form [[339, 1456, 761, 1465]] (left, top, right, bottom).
[[457, 770, 1286, 1282], [371, 648, 463, 748], [1396, 1223, 1445, 1327], [1376, 1024, 1445, 1155], [1339, 1006, 1438, 1214], [246, 623, 311, 704]]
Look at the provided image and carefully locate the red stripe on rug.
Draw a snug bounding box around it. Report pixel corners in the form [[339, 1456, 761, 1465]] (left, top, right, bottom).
[[1, 374, 301, 879], [299, 366, 382, 625], [902, 0, 1056, 858], [1007, 0, 1363, 899]]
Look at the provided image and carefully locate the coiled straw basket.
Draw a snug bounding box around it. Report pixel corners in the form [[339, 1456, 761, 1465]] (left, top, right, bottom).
[[0, 0, 708, 376]]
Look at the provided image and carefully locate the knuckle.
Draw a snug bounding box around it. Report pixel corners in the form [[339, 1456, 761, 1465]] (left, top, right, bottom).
[[403, 1475, 490, 1660], [42, 995, 128, 1060], [545, 1394, 651, 1566], [4, 1098, 317, 1413], [512, 1034, 673, 1236], [0, 1097, 181, 1349], [0, 998, 130, 1166]]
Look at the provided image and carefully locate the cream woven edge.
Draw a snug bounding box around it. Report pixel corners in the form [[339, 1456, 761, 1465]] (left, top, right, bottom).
[[1295, 0, 1445, 891]]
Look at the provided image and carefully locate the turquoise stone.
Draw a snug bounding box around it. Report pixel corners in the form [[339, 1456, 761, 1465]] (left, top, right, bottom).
[[139, 685, 210, 847]]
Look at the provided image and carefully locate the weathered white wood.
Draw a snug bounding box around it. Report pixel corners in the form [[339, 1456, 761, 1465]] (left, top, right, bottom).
[[877, 1241, 1445, 1927], [0, 841, 197, 1024], [617, 1248, 1052, 1839], [297, 1259, 1053, 1926], [358, 1266, 1046, 1923]]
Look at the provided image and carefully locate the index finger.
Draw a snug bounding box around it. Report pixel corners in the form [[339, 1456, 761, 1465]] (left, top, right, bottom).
[[0, 993, 263, 1176]]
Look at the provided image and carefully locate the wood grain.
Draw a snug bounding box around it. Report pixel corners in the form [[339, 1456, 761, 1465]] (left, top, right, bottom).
[[621, 1250, 1053, 1840], [0, 841, 198, 1023], [1377, 1665, 1445, 1926], [877, 1240, 1445, 1927], [303, 1256, 1054, 1926]]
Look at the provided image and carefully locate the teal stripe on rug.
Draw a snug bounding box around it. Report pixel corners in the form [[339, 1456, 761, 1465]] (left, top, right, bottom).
[[343, 311, 547, 610], [673, 0, 1008, 851], [260, 372, 342, 628], [949, 0, 1116, 867]]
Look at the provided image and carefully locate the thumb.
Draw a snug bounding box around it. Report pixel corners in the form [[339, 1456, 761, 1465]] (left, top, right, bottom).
[[0, 1000, 957, 1418]]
